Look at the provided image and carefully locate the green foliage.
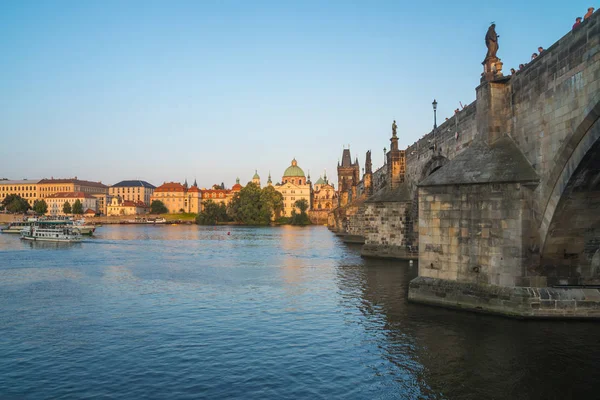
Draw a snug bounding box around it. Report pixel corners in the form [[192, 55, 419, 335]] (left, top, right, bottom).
[[294, 198, 309, 213], [260, 185, 284, 220], [62, 201, 72, 214], [33, 199, 48, 215], [226, 183, 283, 225], [196, 200, 229, 225], [290, 199, 311, 226], [72, 199, 83, 215], [2, 194, 31, 213], [150, 200, 168, 214]]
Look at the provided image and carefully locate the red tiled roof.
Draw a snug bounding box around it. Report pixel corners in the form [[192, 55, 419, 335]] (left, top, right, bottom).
[[231, 184, 242, 191], [46, 192, 97, 199], [84, 209, 96, 214], [188, 185, 201, 193], [201, 189, 230, 194], [39, 178, 108, 188], [155, 182, 186, 192]]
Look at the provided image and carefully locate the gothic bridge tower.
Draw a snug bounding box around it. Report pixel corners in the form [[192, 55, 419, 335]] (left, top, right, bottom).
[[337, 147, 360, 207]]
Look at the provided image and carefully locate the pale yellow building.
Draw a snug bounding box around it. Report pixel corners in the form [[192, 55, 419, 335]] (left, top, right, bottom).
[[312, 172, 337, 211], [150, 182, 202, 214], [0, 179, 40, 206], [45, 192, 98, 216], [275, 159, 312, 217], [109, 180, 156, 205], [107, 197, 148, 216], [38, 178, 108, 199]]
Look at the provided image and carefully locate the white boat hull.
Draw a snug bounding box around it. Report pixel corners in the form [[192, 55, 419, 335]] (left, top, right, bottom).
[[21, 236, 81, 243]]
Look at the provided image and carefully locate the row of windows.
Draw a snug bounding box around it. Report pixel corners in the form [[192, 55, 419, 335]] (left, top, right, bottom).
[[1, 186, 36, 191], [112, 187, 148, 193]]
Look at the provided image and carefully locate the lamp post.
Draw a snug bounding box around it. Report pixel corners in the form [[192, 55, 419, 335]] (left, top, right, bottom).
[[432, 99, 438, 131], [431, 99, 438, 151], [383, 147, 387, 164]]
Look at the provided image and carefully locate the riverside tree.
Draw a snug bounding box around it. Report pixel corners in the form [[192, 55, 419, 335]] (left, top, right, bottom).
[[291, 198, 310, 226], [2, 194, 30, 213], [63, 201, 72, 214], [150, 200, 168, 214], [72, 199, 83, 215], [227, 182, 283, 225], [33, 199, 48, 215], [195, 200, 229, 225]]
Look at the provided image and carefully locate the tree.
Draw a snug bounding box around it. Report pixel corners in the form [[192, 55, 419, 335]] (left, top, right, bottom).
[[291, 199, 310, 226], [63, 201, 72, 214], [2, 194, 30, 213], [33, 199, 48, 215], [227, 182, 269, 225], [72, 199, 83, 215], [150, 200, 168, 214], [196, 200, 229, 225], [260, 185, 284, 221]]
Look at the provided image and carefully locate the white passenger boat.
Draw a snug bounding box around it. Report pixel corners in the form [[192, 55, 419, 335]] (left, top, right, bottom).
[[126, 217, 167, 224], [20, 226, 82, 243], [1, 218, 96, 235]]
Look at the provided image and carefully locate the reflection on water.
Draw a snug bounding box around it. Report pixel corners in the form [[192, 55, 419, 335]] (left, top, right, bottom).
[[0, 225, 599, 399]]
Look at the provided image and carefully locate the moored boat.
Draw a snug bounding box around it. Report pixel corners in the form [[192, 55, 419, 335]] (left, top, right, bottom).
[[20, 226, 82, 243], [1, 218, 96, 235]]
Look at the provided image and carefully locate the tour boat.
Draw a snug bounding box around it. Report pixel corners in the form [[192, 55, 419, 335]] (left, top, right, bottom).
[[126, 217, 167, 224], [20, 226, 82, 243], [1, 218, 95, 235]]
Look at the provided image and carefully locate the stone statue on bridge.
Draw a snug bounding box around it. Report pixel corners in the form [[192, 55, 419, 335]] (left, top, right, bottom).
[[392, 120, 397, 137], [485, 24, 499, 61], [482, 23, 503, 82]]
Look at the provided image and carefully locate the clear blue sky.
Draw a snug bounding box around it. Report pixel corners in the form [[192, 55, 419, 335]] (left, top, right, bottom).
[[0, 0, 591, 187]]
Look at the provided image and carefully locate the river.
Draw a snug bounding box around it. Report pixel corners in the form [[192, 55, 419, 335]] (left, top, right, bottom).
[[0, 225, 599, 399]]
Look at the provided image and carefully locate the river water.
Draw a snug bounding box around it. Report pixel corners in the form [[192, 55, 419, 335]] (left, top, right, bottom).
[[0, 225, 599, 399]]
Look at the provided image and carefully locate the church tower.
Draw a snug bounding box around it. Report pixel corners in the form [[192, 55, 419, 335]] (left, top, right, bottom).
[[252, 170, 261, 187]]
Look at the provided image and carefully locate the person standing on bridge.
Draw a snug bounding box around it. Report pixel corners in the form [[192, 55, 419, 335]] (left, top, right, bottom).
[[573, 16, 582, 29], [584, 7, 594, 20]]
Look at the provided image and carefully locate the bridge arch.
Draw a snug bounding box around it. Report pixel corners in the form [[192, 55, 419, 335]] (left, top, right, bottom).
[[420, 155, 449, 181], [539, 100, 600, 285]]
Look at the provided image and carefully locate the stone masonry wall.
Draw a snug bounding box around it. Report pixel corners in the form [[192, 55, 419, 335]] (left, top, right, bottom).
[[361, 201, 416, 256], [508, 13, 600, 246], [418, 183, 536, 287]]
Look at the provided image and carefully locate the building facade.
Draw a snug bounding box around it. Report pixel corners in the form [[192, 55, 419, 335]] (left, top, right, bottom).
[[150, 181, 202, 214], [312, 172, 336, 211], [45, 192, 98, 216], [38, 178, 108, 199], [0, 179, 40, 206], [107, 197, 148, 216], [275, 159, 312, 217], [109, 180, 156, 205]]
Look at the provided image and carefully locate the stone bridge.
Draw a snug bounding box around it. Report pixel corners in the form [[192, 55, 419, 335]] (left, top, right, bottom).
[[335, 11, 600, 318]]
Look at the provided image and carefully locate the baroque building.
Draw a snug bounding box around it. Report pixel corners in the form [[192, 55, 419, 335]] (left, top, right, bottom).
[[150, 181, 202, 213], [107, 197, 148, 216], [312, 171, 336, 211], [275, 159, 312, 217]]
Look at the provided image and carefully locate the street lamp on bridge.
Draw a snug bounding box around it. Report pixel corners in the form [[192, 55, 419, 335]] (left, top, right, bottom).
[[431, 99, 438, 151]]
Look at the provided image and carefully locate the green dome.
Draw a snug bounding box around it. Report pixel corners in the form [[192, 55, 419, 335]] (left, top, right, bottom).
[[252, 170, 260, 179], [315, 176, 326, 185], [283, 159, 305, 177]]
